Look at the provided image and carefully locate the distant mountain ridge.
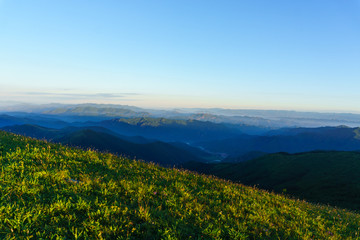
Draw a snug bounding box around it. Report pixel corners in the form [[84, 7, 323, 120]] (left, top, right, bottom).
[[199, 126, 360, 157], [3, 103, 360, 128], [94, 117, 242, 142], [44, 105, 150, 118]]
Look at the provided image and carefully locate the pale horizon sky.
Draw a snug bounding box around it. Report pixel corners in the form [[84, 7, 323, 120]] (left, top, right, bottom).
[[1, 1, 360, 112]]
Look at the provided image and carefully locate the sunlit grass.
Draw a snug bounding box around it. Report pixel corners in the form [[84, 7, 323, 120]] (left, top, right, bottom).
[[0, 131, 359, 239]]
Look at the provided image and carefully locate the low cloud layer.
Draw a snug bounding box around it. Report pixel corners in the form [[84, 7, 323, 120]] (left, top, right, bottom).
[[23, 92, 139, 99], [0, 90, 141, 105]]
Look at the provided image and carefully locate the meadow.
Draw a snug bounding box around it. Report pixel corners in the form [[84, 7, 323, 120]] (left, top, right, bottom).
[[0, 131, 359, 239]]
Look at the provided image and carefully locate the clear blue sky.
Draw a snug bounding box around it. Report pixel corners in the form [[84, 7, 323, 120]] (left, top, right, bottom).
[[0, 0, 359, 112]]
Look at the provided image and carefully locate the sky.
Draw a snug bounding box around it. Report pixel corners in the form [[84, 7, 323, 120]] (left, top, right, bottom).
[[0, 0, 359, 112]]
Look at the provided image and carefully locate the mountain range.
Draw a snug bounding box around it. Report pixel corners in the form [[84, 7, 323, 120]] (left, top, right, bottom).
[[2, 103, 360, 213], [4, 103, 360, 128], [199, 126, 360, 159]]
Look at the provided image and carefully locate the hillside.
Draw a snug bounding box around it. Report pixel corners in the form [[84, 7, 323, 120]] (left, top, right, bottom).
[[2, 124, 64, 140], [0, 114, 69, 129], [59, 129, 203, 166], [185, 151, 360, 211], [1, 124, 155, 144], [0, 131, 359, 239], [1, 125, 205, 166]]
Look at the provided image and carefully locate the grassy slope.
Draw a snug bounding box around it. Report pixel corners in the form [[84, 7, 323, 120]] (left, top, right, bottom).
[[184, 151, 360, 211], [0, 131, 359, 239]]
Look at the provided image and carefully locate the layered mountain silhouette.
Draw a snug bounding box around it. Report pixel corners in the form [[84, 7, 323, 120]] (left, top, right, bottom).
[[198, 126, 360, 158], [89, 117, 242, 142], [3, 115, 360, 211]]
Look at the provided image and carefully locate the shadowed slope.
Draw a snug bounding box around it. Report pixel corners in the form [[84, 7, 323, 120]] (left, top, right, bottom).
[[185, 151, 360, 211], [58, 129, 203, 166]]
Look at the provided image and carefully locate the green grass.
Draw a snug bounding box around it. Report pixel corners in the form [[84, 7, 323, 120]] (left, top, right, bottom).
[[0, 131, 360, 239]]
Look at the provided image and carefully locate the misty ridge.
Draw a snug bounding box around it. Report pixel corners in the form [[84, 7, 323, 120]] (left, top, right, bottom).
[[3, 103, 360, 157]]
